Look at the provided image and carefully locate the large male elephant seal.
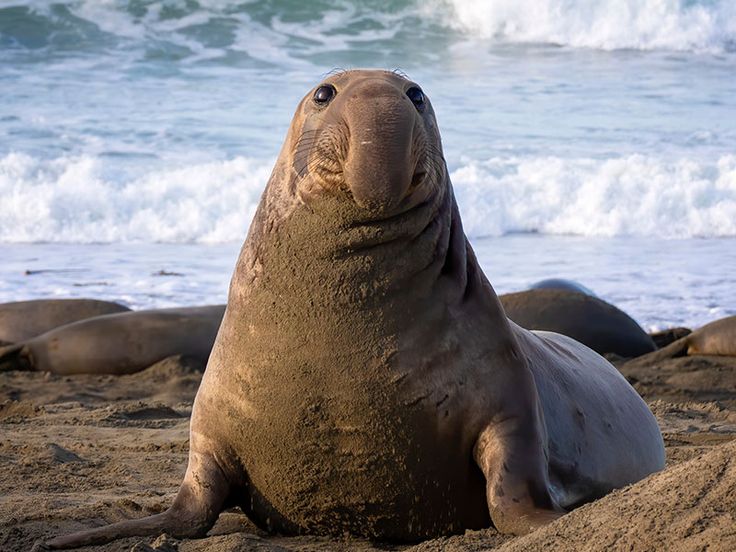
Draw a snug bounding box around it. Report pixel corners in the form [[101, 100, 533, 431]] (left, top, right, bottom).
[[0, 298, 130, 344], [0, 305, 224, 375], [632, 315, 736, 364], [499, 289, 656, 358], [39, 70, 664, 550]]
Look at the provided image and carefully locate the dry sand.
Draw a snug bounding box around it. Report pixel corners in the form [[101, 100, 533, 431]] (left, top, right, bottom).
[[2, 354, 735, 552]]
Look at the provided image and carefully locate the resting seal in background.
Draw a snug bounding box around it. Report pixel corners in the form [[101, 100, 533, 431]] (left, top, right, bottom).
[[631, 315, 736, 364], [648, 326, 692, 349], [529, 278, 596, 297], [0, 305, 225, 375], [500, 289, 656, 358], [39, 70, 664, 549], [0, 298, 130, 344]]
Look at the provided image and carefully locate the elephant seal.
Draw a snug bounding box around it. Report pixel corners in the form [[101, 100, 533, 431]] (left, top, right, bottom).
[[39, 70, 664, 550], [499, 289, 656, 358], [0, 305, 225, 375], [632, 315, 736, 364], [0, 298, 130, 343], [649, 326, 692, 349], [529, 278, 596, 297]]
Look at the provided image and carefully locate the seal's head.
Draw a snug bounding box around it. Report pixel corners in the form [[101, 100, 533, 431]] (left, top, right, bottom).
[[288, 69, 446, 214]]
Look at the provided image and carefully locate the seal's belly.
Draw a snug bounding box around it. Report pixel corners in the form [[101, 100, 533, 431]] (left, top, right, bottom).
[[231, 381, 489, 541]]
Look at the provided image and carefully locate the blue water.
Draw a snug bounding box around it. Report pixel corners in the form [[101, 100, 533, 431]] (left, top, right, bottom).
[[0, 1, 735, 329], [1, 238, 733, 331]]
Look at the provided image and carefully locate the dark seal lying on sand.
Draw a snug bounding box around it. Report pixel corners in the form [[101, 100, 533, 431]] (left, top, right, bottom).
[[499, 289, 657, 358], [529, 278, 596, 296], [37, 70, 665, 550]]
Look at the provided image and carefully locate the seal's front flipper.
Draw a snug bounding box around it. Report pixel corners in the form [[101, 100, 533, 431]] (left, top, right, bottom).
[[39, 449, 231, 549], [473, 415, 565, 535], [0, 344, 33, 372]]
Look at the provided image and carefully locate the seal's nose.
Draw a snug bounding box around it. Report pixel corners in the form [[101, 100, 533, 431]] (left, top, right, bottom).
[[340, 79, 417, 212]]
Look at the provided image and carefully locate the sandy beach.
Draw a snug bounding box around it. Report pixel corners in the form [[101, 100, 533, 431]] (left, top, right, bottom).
[[2, 351, 735, 552]]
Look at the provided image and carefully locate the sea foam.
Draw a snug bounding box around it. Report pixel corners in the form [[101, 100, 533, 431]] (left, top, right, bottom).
[[437, 0, 736, 52], [2, 152, 734, 243], [453, 154, 736, 239], [0, 153, 271, 243]]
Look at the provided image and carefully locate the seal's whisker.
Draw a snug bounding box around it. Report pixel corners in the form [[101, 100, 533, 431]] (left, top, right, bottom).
[[292, 136, 321, 170], [422, 144, 448, 177], [294, 136, 319, 151], [297, 147, 339, 180], [293, 132, 322, 153], [324, 67, 348, 78], [293, 129, 321, 147], [293, 147, 316, 162]]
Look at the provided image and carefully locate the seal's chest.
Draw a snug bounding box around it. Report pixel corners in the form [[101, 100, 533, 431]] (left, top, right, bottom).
[[238, 384, 487, 540]]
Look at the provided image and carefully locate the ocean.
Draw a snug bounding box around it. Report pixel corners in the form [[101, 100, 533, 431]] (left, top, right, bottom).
[[1, 0, 735, 331]]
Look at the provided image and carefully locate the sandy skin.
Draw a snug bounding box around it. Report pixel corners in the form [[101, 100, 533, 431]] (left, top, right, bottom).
[[37, 70, 664, 549], [0, 299, 130, 344], [0, 306, 225, 376]]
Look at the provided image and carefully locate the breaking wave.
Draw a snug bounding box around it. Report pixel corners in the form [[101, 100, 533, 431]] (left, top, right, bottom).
[[2, 152, 734, 243], [1, 0, 734, 68]]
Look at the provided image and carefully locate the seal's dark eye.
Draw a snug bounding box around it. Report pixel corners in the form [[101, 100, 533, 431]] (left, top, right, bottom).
[[313, 84, 336, 105], [406, 86, 425, 110]]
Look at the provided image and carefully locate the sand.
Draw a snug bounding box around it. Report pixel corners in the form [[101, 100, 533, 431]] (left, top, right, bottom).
[[1, 354, 735, 552]]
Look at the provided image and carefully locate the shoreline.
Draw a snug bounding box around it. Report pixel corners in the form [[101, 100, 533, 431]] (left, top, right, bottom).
[[2, 237, 734, 331]]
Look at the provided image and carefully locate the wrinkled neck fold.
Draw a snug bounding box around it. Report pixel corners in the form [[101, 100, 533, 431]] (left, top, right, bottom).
[[231, 174, 474, 312]]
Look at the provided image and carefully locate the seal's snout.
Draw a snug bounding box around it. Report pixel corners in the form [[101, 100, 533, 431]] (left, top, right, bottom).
[[340, 79, 422, 212]]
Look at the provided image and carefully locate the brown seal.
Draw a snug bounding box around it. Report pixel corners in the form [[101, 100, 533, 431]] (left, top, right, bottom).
[[633, 315, 736, 363], [500, 289, 657, 358], [38, 70, 664, 549], [0, 305, 224, 375], [0, 298, 130, 343]]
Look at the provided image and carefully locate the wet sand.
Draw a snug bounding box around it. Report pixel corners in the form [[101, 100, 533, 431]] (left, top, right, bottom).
[[2, 354, 735, 551]]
